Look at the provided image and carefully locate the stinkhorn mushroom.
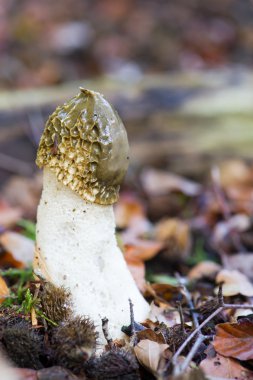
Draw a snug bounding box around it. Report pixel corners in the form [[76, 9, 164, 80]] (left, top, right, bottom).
[[34, 88, 149, 340]]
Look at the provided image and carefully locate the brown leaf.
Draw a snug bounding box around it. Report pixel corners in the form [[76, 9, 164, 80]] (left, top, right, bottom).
[[0, 232, 35, 267], [2, 174, 42, 218], [114, 193, 147, 229], [124, 252, 146, 292], [136, 328, 166, 344], [141, 168, 201, 197], [149, 301, 180, 327], [200, 352, 253, 379], [226, 254, 253, 281], [218, 160, 253, 189], [15, 368, 37, 380], [173, 368, 208, 380], [213, 321, 253, 361], [0, 200, 21, 228], [124, 240, 163, 262], [0, 276, 9, 303], [216, 269, 253, 297], [145, 283, 183, 303], [134, 339, 169, 375], [188, 261, 222, 281], [155, 218, 191, 260]]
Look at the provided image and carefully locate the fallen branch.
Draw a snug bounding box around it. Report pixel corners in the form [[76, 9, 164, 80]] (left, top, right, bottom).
[[172, 302, 253, 374]]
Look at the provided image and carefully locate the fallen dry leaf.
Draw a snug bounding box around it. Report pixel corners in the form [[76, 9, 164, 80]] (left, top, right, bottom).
[[0, 276, 9, 303], [213, 214, 250, 247], [149, 301, 181, 327], [136, 328, 166, 344], [141, 168, 201, 197], [213, 320, 253, 361], [2, 174, 42, 218], [188, 261, 222, 281], [216, 269, 253, 297], [173, 368, 208, 380], [0, 231, 34, 267], [114, 193, 147, 229], [218, 160, 253, 189], [226, 254, 253, 281], [200, 352, 253, 379], [124, 240, 163, 262], [134, 339, 169, 375], [0, 200, 22, 228], [145, 283, 183, 304], [15, 368, 37, 380], [124, 252, 146, 292], [155, 218, 191, 260]]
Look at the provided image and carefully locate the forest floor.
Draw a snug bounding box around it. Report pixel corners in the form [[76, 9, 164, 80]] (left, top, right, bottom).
[[0, 158, 253, 379]]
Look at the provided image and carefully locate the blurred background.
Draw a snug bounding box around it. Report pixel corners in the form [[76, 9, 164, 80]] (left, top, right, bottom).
[[1, 0, 253, 87], [1, 0, 253, 220]]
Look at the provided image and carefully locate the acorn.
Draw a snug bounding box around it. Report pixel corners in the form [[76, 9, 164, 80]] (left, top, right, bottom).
[[1, 318, 44, 369], [85, 348, 140, 380], [51, 316, 97, 375], [39, 282, 72, 324]]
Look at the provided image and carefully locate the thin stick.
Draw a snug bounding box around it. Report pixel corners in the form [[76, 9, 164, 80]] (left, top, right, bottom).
[[0, 152, 34, 176], [172, 306, 223, 366], [176, 274, 199, 328], [102, 317, 113, 349], [172, 303, 253, 370], [175, 334, 205, 375], [129, 298, 138, 346]]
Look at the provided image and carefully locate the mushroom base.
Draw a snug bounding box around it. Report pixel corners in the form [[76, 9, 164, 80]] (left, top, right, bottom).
[[35, 169, 150, 342]]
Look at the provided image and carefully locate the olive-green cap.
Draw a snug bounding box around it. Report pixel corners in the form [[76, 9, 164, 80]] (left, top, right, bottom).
[[36, 88, 129, 205]]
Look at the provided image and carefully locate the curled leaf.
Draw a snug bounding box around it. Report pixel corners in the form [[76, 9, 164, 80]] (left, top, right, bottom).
[[134, 339, 169, 375], [213, 320, 253, 361], [216, 269, 253, 297]]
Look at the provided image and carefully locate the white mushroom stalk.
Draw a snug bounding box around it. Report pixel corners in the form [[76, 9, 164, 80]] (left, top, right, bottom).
[[34, 88, 149, 341]]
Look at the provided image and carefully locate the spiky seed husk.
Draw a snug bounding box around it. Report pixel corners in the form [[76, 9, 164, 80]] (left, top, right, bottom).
[[85, 348, 140, 380], [166, 324, 192, 354], [39, 282, 72, 324], [1, 318, 44, 369], [51, 316, 97, 375]]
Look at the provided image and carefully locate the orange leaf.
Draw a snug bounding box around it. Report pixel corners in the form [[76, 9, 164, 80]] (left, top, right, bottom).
[[145, 283, 183, 303], [213, 320, 253, 361], [125, 253, 146, 292], [0, 276, 9, 304], [124, 240, 163, 262], [114, 193, 146, 229], [200, 352, 253, 379]]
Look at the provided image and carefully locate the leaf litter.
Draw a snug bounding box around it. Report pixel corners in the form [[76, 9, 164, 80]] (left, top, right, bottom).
[[2, 160, 253, 379]]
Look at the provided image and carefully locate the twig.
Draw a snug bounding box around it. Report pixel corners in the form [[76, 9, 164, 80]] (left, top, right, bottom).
[[26, 109, 44, 146], [176, 301, 186, 334], [175, 334, 206, 375], [0, 152, 34, 176], [129, 298, 138, 346], [172, 302, 253, 373], [102, 317, 113, 349], [176, 274, 199, 328], [172, 307, 223, 368]]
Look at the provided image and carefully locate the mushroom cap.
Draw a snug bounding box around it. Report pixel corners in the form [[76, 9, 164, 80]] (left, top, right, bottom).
[[36, 88, 129, 204]]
